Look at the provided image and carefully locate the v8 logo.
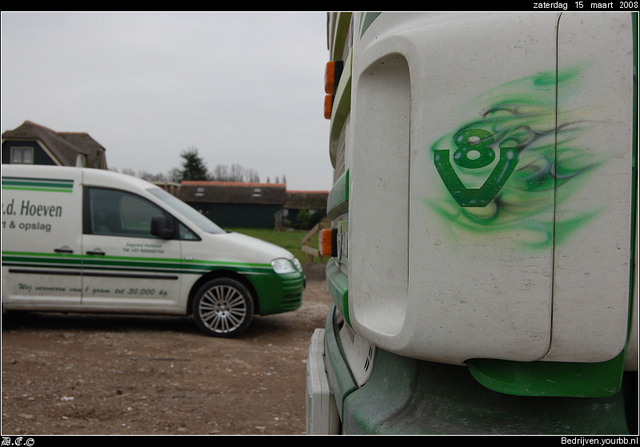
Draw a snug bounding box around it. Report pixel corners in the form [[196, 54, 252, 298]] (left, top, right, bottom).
[[434, 128, 519, 207]]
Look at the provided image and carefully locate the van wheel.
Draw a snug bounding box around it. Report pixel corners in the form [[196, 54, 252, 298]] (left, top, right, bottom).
[[192, 278, 254, 337]]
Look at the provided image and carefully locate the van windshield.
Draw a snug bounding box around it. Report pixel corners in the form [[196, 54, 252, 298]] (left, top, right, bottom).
[[147, 188, 226, 235]]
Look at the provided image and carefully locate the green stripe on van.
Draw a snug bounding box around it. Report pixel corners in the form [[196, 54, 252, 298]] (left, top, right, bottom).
[[1, 251, 272, 275], [2, 177, 74, 193]]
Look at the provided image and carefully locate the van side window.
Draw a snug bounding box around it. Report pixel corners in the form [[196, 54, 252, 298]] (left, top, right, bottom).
[[178, 222, 198, 240], [86, 188, 171, 238]]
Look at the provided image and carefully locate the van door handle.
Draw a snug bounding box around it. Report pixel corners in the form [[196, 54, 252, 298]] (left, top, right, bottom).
[[86, 249, 106, 256], [54, 247, 74, 254]]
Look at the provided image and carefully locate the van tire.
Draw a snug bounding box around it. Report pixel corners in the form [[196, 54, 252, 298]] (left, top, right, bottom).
[[192, 278, 254, 337]]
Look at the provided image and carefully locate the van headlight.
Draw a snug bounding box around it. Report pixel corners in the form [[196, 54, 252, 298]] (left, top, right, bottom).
[[271, 258, 298, 274], [292, 257, 302, 272]]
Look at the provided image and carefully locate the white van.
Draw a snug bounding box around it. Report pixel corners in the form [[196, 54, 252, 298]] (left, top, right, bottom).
[[1, 165, 305, 337]]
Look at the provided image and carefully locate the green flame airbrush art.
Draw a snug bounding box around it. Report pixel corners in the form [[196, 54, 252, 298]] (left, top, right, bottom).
[[429, 66, 603, 249]]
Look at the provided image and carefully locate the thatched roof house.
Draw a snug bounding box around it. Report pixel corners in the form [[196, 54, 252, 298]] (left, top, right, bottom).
[[2, 121, 107, 169]]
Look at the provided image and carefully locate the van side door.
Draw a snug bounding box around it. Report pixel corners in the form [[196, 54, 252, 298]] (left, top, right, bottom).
[[2, 166, 83, 308], [80, 186, 183, 312]]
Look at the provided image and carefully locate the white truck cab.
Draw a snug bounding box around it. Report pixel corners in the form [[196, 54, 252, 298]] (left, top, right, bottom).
[[308, 12, 637, 435], [2, 165, 305, 337]]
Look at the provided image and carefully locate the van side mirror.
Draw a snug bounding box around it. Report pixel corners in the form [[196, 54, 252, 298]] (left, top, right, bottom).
[[151, 215, 174, 239]]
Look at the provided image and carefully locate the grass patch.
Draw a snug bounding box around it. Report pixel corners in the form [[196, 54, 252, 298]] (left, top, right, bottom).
[[225, 227, 321, 263]]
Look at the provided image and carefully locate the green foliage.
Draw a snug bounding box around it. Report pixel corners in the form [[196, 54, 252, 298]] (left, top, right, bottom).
[[296, 208, 312, 230], [179, 147, 209, 181], [295, 208, 327, 230]]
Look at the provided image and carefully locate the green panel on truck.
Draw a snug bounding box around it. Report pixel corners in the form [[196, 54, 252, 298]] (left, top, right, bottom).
[[342, 349, 632, 435]]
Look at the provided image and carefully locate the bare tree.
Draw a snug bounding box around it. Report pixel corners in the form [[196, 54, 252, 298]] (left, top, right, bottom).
[[229, 163, 244, 182], [210, 164, 260, 183], [245, 168, 260, 183], [138, 170, 168, 182], [168, 167, 182, 183], [212, 164, 229, 181], [111, 155, 265, 186]]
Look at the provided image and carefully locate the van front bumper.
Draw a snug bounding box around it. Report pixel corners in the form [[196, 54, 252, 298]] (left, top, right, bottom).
[[247, 270, 304, 316]]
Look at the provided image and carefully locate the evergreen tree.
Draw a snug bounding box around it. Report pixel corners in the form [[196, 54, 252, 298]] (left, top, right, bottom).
[[179, 147, 209, 181]]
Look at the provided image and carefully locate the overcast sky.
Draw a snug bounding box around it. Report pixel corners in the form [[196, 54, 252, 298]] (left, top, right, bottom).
[[1, 11, 333, 191]]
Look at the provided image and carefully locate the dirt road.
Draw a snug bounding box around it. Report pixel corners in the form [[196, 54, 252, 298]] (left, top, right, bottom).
[[1, 264, 331, 435]]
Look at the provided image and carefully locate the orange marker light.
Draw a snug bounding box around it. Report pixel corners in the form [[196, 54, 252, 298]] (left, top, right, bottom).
[[324, 60, 344, 119], [324, 95, 333, 119], [319, 228, 337, 257], [325, 61, 336, 94]]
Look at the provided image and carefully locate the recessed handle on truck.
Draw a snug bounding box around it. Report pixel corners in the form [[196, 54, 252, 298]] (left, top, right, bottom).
[[54, 247, 73, 254]]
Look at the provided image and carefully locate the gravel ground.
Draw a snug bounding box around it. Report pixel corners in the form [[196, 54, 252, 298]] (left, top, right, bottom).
[[2, 263, 331, 435]]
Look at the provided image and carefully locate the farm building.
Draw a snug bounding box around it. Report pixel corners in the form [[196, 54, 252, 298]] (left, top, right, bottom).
[[179, 181, 287, 228], [179, 181, 328, 229], [280, 190, 329, 229]]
